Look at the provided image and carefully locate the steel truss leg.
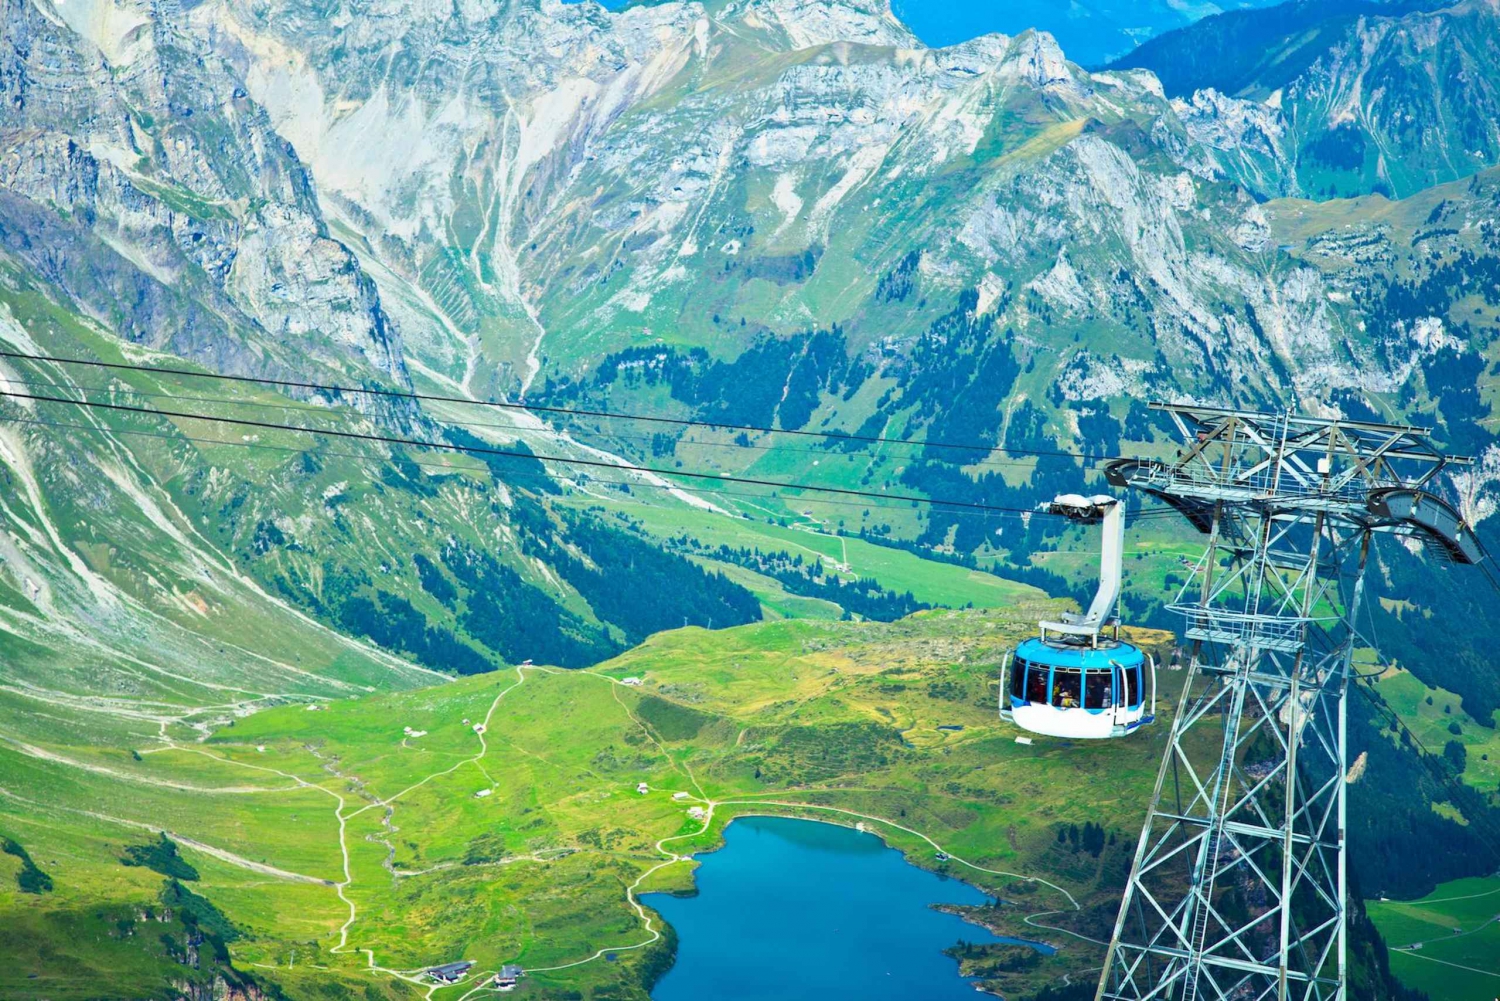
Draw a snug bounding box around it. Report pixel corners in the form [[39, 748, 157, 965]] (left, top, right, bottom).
[[1098, 534, 1371, 1001]]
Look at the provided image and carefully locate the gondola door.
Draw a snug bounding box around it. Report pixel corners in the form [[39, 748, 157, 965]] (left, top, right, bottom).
[[1112, 662, 1129, 731]]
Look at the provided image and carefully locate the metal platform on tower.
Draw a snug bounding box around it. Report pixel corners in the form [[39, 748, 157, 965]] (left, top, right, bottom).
[[1094, 404, 1485, 1001]]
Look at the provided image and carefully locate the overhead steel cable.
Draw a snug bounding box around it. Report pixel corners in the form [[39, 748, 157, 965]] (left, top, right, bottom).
[[0, 411, 1064, 526], [0, 387, 1067, 516], [0, 374, 1068, 475], [1477, 555, 1500, 603], [0, 349, 1093, 463]]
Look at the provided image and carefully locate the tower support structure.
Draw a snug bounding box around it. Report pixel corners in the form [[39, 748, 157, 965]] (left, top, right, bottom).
[[1095, 404, 1480, 1001]]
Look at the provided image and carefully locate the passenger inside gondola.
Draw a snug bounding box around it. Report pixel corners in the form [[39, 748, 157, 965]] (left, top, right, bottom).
[[1086, 669, 1113, 709], [1052, 668, 1081, 709], [1024, 659, 1048, 704]]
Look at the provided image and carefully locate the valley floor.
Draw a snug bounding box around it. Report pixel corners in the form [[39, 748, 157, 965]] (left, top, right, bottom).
[[6, 598, 1500, 1000], [0, 606, 1178, 1000]]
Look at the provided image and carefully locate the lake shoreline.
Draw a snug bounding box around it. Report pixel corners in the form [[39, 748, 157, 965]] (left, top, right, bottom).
[[643, 814, 1020, 1000], [931, 902, 1060, 953], [696, 808, 1050, 940]]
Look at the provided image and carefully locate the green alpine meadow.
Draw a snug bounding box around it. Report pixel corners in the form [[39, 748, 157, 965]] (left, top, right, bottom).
[[1, 0, 1499, 997]]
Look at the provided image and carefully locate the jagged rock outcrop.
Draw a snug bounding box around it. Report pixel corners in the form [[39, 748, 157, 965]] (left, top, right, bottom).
[[0, 0, 408, 386], [1169, 88, 1292, 195], [167, 974, 268, 1001], [1115, 0, 1500, 199]]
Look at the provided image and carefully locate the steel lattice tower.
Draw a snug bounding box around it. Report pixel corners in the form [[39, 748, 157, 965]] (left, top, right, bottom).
[[1095, 404, 1483, 1001]]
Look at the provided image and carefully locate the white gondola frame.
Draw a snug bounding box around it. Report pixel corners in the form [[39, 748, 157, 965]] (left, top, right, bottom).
[[999, 647, 1157, 740], [996, 492, 1158, 740]]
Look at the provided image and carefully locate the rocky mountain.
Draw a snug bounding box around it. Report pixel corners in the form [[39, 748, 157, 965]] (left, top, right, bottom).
[[170, 0, 1500, 629], [196, 0, 1430, 414], [0, 0, 407, 386], [1114, 0, 1500, 198], [1106, 0, 1420, 97]]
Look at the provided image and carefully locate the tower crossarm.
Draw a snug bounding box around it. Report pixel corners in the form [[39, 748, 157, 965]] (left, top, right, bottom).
[[1105, 405, 1471, 528]]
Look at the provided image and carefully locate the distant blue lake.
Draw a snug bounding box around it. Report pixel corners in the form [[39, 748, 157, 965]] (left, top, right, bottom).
[[644, 815, 1033, 1000]]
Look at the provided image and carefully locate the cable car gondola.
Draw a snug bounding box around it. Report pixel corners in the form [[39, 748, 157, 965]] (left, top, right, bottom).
[[1000, 494, 1156, 740]]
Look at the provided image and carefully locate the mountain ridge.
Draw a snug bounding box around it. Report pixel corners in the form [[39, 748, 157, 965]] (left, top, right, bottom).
[[1, 0, 413, 391], [1113, 0, 1500, 198]]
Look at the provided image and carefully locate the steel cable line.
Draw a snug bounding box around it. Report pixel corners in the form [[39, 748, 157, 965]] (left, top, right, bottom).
[[0, 349, 1095, 462], [0, 412, 1185, 619], [1478, 557, 1500, 603], [0, 411, 1058, 526], [0, 392, 1179, 528], [3, 411, 1192, 585], [0, 387, 1065, 516], [0, 374, 1070, 475]]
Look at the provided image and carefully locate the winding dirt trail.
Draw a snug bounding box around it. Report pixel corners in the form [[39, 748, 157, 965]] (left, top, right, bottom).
[[10, 661, 1091, 997]]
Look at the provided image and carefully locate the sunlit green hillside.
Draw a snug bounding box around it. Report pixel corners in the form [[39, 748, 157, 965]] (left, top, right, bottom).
[[1370, 875, 1500, 1001], [0, 606, 1181, 1001]]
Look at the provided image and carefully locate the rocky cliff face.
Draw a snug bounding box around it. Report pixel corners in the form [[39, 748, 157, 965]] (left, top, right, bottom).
[[1282, 0, 1500, 198], [0, 0, 407, 386], [1115, 0, 1500, 199], [186, 0, 1411, 413]]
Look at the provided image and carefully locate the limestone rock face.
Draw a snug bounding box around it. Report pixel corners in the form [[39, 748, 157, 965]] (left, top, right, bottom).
[[5, 0, 1498, 423], [1115, 0, 1500, 199], [175, 0, 1357, 402], [0, 0, 407, 385]]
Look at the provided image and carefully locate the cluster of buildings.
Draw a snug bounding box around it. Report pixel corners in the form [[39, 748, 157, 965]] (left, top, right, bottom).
[[424, 961, 524, 991]]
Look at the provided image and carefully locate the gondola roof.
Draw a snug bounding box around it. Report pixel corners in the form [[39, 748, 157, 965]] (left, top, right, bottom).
[[1014, 636, 1145, 668]]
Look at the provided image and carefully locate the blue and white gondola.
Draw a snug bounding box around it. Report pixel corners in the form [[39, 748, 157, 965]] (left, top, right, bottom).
[[999, 494, 1157, 740]]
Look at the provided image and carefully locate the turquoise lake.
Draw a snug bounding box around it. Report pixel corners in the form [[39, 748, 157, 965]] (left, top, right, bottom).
[[644, 816, 1025, 1000]]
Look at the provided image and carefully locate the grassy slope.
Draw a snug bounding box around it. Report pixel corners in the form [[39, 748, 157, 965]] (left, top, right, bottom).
[[580, 494, 1042, 609], [0, 605, 1181, 1001], [1374, 667, 1500, 793], [1369, 875, 1500, 1001], [1359, 661, 1500, 997]]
